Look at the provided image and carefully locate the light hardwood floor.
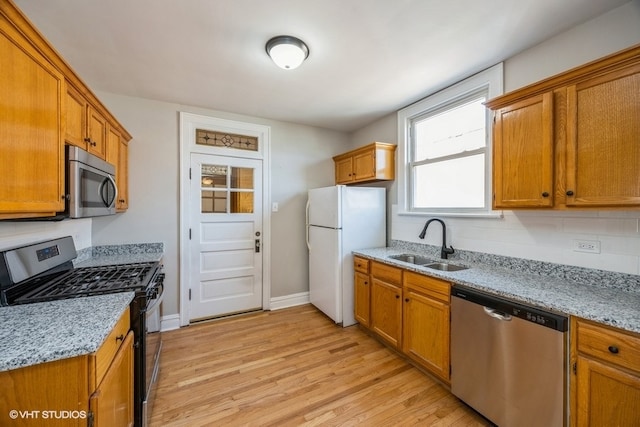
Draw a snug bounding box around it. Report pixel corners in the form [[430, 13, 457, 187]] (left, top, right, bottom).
[[149, 304, 490, 426]]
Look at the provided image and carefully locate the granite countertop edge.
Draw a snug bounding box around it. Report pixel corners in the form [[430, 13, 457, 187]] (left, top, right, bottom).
[[354, 247, 640, 335], [0, 242, 165, 372], [0, 292, 134, 372]]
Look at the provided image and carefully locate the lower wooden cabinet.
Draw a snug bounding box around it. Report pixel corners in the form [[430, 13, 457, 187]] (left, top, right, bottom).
[[359, 260, 452, 384], [370, 261, 403, 348], [402, 272, 451, 383], [0, 308, 133, 427], [571, 317, 640, 426], [90, 331, 134, 427], [354, 256, 371, 326]]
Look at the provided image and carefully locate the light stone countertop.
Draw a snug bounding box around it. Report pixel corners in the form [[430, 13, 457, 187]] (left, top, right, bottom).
[[0, 292, 134, 372], [354, 245, 640, 335], [74, 242, 164, 267], [0, 242, 165, 372]]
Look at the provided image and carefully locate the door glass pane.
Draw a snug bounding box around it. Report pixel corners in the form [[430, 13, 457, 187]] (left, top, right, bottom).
[[230, 192, 254, 213], [201, 165, 227, 188], [230, 167, 254, 189], [202, 190, 227, 213]]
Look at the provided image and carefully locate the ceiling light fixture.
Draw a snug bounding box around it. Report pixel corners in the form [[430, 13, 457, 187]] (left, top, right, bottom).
[[265, 35, 309, 70]]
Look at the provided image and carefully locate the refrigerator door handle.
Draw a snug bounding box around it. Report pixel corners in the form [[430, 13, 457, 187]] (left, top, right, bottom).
[[305, 199, 311, 250]]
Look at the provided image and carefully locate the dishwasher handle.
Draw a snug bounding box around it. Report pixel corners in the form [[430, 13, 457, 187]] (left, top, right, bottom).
[[483, 306, 512, 321]]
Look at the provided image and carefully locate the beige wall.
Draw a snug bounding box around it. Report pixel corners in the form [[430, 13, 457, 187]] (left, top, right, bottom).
[[351, 0, 640, 275], [89, 93, 349, 317]]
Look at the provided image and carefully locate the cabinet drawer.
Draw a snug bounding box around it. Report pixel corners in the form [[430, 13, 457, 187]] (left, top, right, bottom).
[[354, 256, 369, 273], [371, 261, 402, 285], [94, 307, 130, 385], [403, 271, 450, 303], [576, 318, 640, 373]]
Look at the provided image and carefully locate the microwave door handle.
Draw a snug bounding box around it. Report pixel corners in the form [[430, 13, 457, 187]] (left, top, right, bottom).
[[108, 175, 118, 208], [99, 176, 118, 208]]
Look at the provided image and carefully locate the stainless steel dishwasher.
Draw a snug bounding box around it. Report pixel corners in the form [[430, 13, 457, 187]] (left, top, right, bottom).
[[451, 286, 568, 427]]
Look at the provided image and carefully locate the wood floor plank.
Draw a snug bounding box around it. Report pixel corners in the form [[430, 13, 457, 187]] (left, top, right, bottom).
[[149, 304, 490, 426]]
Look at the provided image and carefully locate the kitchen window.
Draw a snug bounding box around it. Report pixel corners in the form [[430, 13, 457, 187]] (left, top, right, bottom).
[[397, 63, 503, 217]]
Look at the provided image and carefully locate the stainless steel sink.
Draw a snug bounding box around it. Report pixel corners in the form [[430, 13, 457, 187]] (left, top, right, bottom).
[[423, 262, 468, 272], [388, 253, 434, 265], [388, 254, 469, 272]]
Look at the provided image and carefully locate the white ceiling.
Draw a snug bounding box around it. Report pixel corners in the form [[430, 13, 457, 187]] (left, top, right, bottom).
[[15, 0, 629, 132]]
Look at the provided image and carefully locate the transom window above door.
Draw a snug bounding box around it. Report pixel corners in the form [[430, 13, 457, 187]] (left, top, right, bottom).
[[196, 129, 258, 152], [201, 164, 254, 213]]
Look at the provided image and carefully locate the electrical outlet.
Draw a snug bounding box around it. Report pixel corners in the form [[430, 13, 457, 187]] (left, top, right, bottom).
[[573, 239, 601, 254]]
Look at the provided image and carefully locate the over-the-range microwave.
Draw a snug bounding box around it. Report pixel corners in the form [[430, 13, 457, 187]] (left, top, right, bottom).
[[66, 145, 118, 219]]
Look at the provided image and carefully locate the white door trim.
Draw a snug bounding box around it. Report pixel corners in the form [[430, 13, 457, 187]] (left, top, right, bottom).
[[179, 112, 271, 326]]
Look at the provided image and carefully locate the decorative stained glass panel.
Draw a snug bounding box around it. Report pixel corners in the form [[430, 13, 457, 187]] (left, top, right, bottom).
[[196, 129, 258, 151]]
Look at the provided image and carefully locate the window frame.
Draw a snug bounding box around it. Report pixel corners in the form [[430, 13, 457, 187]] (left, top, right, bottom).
[[397, 63, 504, 217]]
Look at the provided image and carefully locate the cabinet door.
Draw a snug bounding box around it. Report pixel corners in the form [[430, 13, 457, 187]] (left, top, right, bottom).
[[575, 355, 640, 426], [65, 84, 88, 148], [566, 64, 640, 207], [403, 286, 450, 383], [493, 92, 554, 208], [0, 23, 65, 217], [90, 332, 134, 427], [87, 105, 107, 159], [117, 139, 129, 211], [107, 126, 128, 211], [370, 278, 402, 348], [335, 156, 353, 184], [354, 271, 371, 327], [353, 149, 375, 182]]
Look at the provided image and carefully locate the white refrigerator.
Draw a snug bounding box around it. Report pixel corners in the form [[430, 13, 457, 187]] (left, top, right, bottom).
[[306, 185, 386, 327]]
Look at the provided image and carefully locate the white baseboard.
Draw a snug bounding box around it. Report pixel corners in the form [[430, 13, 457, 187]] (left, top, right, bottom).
[[269, 291, 310, 310], [160, 293, 310, 331], [160, 314, 181, 332]]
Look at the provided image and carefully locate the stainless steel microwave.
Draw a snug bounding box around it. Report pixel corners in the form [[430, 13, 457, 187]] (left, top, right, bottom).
[[66, 145, 118, 218]]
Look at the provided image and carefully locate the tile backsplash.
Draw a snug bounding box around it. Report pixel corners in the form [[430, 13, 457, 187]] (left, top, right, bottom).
[[391, 205, 640, 275], [0, 219, 92, 251]]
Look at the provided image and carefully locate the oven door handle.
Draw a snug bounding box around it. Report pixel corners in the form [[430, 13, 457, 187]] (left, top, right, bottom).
[[146, 281, 164, 313]]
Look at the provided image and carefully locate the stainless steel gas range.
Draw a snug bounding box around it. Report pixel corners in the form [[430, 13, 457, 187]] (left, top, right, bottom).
[[0, 236, 164, 427]]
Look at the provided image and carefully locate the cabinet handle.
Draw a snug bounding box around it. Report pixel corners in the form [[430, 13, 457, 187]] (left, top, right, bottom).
[[115, 334, 124, 343], [84, 137, 91, 143], [541, 192, 549, 198], [405, 298, 409, 302], [566, 190, 574, 196], [395, 295, 400, 299], [608, 345, 619, 354], [364, 281, 368, 285]]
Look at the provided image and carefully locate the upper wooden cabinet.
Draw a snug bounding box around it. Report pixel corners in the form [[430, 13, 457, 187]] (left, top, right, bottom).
[[565, 64, 640, 207], [333, 142, 396, 185], [66, 83, 108, 159], [0, 0, 131, 219], [107, 125, 129, 211], [493, 93, 554, 208], [487, 44, 640, 209], [0, 8, 65, 219]]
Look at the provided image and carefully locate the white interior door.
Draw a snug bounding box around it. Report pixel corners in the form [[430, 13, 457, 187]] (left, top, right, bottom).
[[189, 153, 263, 321]]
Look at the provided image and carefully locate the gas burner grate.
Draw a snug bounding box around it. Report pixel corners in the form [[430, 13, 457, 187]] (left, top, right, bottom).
[[15, 262, 158, 304]]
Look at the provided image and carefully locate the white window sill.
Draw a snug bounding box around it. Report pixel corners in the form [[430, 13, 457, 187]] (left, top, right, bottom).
[[397, 210, 504, 219]]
